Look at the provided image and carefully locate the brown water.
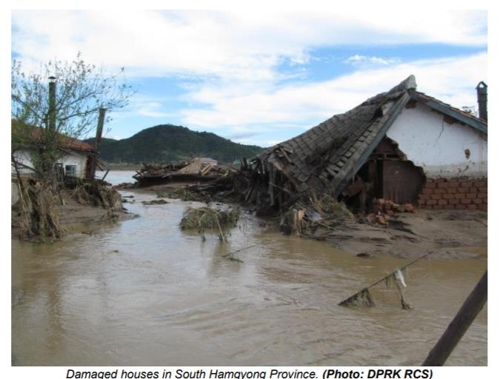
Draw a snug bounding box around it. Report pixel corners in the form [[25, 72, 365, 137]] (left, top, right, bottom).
[[11, 171, 487, 366]]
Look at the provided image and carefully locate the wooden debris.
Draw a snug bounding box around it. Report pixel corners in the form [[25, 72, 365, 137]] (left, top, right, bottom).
[[338, 251, 433, 310], [133, 158, 235, 187], [179, 206, 240, 243]]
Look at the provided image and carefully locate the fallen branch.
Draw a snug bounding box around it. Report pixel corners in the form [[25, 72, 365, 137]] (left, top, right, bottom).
[[338, 251, 434, 309]]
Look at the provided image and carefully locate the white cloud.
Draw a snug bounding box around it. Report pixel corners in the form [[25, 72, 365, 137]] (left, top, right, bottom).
[[179, 52, 487, 146], [10, 9, 489, 147], [12, 10, 486, 80], [344, 55, 401, 66]]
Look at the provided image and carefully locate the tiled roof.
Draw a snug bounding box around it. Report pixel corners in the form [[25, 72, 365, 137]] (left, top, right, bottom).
[[252, 75, 486, 201], [12, 123, 96, 153]]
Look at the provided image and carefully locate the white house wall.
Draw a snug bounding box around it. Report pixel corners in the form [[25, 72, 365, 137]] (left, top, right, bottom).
[[386, 104, 487, 179], [11, 150, 36, 175], [11, 149, 88, 178], [61, 151, 88, 178]]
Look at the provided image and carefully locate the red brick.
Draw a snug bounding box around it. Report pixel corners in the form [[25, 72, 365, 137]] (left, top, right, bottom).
[[425, 181, 437, 189], [431, 194, 442, 200], [461, 198, 472, 205], [436, 178, 446, 183], [443, 193, 455, 200], [446, 187, 457, 194], [422, 188, 433, 195], [466, 193, 477, 199], [478, 204, 488, 211], [478, 187, 487, 193], [477, 193, 487, 199], [460, 181, 473, 188], [455, 193, 465, 199], [457, 187, 469, 193], [455, 204, 467, 210], [448, 180, 460, 188], [426, 199, 437, 206], [419, 194, 430, 200], [434, 188, 446, 194], [468, 187, 478, 194], [473, 198, 483, 205], [437, 182, 449, 189], [474, 180, 487, 188], [448, 198, 459, 205], [438, 199, 448, 206], [468, 204, 478, 210]]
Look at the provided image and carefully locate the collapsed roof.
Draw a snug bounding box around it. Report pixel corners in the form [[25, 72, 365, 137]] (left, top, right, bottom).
[[248, 75, 487, 208]]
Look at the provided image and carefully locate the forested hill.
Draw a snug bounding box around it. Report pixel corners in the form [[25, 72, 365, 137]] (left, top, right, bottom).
[[84, 124, 264, 164]]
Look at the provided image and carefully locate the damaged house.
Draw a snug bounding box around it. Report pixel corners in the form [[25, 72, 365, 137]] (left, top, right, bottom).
[[247, 75, 487, 212]]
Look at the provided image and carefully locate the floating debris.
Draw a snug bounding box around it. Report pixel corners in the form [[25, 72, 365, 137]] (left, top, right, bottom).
[[180, 206, 240, 242], [339, 288, 376, 308], [338, 251, 433, 310]]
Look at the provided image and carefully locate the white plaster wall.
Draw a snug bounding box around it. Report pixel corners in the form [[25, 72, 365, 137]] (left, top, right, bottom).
[[11, 149, 87, 178], [11, 150, 35, 175], [387, 104, 487, 179], [60, 152, 87, 178]]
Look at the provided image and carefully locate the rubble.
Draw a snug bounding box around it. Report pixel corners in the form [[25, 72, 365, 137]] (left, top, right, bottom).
[[132, 158, 236, 187]]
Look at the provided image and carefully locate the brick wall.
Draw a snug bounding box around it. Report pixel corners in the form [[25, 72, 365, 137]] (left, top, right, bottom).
[[417, 177, 487, 211]]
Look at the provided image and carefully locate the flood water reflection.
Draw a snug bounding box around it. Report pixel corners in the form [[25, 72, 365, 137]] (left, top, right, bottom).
[[11, 171, 487, 366]]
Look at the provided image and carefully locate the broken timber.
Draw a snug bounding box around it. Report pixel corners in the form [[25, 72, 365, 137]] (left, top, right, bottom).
[[422, 271, 487, 366], [133, 159, 235, 187], [338, 251, 434, 309]]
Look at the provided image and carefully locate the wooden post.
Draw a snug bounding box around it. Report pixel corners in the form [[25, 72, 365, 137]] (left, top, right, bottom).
[[48, 77, 57, 133], [88, 107, 106, 180], [422, 271, 487, 366]]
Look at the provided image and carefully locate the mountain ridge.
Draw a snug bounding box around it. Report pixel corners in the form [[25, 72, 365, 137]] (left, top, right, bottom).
[[84, 124, 264, 164]]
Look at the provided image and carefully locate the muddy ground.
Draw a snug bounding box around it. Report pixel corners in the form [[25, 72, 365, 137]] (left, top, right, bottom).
[[124, 182, 488, 261], [12, 181, 487, 262], [312, 209, 487, 260]]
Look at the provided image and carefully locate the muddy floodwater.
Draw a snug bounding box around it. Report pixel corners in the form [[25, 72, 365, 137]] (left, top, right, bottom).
[[11, 171, 487, 366]]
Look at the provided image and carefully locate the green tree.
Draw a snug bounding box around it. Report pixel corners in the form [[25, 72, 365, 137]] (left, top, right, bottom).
[[11, 52, 134, 184]]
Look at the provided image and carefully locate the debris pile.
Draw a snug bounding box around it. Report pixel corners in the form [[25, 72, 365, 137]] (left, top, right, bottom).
[[364, 198, 416, 226], [133, 159, 236, 187], [180, 205, 240, 242], [279, 193, 356, 236]]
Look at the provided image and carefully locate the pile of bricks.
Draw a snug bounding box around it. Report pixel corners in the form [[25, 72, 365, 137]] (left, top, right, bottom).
[[417, 177, 487, 211], [365, 198, 416, 225]]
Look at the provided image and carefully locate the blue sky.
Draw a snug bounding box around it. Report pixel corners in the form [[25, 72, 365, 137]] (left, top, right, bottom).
[[9, 4, 489, 148]]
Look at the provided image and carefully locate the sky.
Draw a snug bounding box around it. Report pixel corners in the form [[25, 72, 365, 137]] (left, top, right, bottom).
[[8, 4, 491, 148]]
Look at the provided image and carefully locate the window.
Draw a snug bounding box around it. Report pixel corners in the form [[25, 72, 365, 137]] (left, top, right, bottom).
[[65, 165, 77, 177]]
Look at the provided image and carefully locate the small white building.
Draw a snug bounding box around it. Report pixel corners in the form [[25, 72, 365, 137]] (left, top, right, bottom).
[[11, 132, 98, 205], [12, 135, 96, 179]]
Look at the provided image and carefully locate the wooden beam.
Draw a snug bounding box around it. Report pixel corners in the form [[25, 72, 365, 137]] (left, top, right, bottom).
[[422, 271, 487, 366]]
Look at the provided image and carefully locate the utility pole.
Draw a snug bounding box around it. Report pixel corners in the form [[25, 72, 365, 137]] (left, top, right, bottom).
[[88, 107, 106, 180]]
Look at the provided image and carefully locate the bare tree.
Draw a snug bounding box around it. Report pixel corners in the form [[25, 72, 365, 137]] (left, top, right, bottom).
[[11, 53, 134, 240], [11, 52, 134, 184]]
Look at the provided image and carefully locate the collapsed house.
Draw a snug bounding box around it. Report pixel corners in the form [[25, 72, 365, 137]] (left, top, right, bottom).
[[246, 75, 487, 212]]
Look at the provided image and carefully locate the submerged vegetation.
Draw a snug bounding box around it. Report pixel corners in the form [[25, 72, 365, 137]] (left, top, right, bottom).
[[180, 205, 241, 243]]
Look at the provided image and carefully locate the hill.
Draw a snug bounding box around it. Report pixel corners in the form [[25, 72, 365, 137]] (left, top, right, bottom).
[[85, 124, 264, 164]]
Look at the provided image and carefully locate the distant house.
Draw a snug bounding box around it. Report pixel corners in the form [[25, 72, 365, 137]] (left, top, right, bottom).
[[248, 75, 487, 211], [11, 125, 107, 205], [11, 126, 101, 180]]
